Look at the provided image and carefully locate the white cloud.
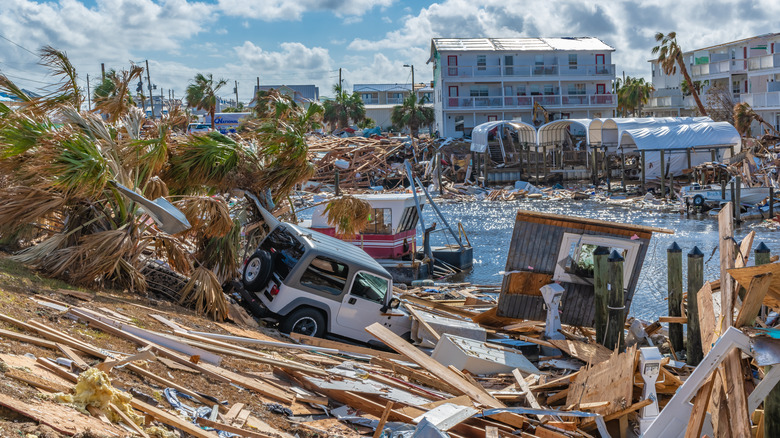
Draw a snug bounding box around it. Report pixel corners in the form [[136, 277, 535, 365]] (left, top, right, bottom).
[[216, 0, 396, 21], [235, 41, 332, 72]]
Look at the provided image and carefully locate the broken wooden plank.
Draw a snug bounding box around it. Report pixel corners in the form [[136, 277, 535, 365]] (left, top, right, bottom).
[[366, 322, 504, 408], [512, 368, 544, 420], [404, 303, 441, 342], [684, 375, 715, 438], [566, 345, 637, 419], [548, 339, 612, 365], [373, 401, 394, 438], [696, 282, 717, 355], [291, 333, 406, 361], [370, 356, 459, 395], [131, 398, 217, 438], [0, 327, 57, 349], [196, 417, 274, 438], [109, 403, 149, 438], [735, 272, 773, 327]]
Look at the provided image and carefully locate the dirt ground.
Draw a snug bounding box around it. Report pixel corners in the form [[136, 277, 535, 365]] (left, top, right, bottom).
[[0, 253, 346, 438]]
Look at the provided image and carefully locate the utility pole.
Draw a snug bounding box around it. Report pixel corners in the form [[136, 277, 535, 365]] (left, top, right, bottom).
[[145, 60, 155, 119], [404, 64, 415, 98], [86, 74, 91, 111], [101, 63, 105, 81], [339, 68, 342, 90], [234, 80, 239, 108]]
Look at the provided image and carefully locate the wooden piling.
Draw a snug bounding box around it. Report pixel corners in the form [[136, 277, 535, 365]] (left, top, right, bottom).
[[534, 146, 539, 183], [436, 152, 443, 193], [770, 186, 775, 219], [721, 178, 727, 202], [604, 250, 625, 350], [667, 242, 684, 354], [593, 246, 610, 344], [335, 170, 341, 196], [686, 148, 692, 170], [620, 150, 626, 191], [592, 146, 599, 185], [641, 150, 646, 192], [660, 150, 666, 197], [735, 176, 742, 224], [687, 246, 704, 366], [764, 242, 780, 438]]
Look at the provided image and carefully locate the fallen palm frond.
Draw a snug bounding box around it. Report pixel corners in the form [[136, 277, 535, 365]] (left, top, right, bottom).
[[141, 232, 192, 276], [143, 176, 169, 200], [178, 265, 228, 320], [0, 187, 65, 236], [11, 233, 67, 264], [197, 219, 240, 283], [165, 131, 243, 191], [175, 196, 233, 239], [92, 65, 144, 123], [324, 195, 371, 239]]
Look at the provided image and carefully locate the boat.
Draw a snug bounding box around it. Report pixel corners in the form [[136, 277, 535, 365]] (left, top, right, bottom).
[[681, 177, 772, 208], [305, 192, 473, 284]]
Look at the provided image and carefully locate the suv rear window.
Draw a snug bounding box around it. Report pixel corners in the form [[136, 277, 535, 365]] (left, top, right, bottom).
[[261, 227, 304, 281], [300, 257, 349, 295]]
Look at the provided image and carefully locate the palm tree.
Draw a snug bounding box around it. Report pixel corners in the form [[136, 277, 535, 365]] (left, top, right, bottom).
[[322, 84, 365, 130], [652, 32, 707, 116], [617, 77, 655, 116], [92, 65, 144, 123], [734, 102, 779, 137], [391, 94, 434, 137], [185, 73, 228, 130]]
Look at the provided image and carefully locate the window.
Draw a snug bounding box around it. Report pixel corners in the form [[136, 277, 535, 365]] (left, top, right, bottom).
[[398, 206, 420, 232], [364, 208, 392, 234], [455, 115, 465, 132], [361, 93, 376, 102], [516, 85, 526, 96], [300, 256, 349, 295], [568, 54, 577, 69], [487, 115, 498, 121], [553, 233, 641, 286], [544, 84, 554, 95], [470, 85, 489, 97], [477, 55, 487, 71], [389, 92, 404, 100], [350, 272, 389, 303], [260, 227, 304, 281], [535, 55, 544, 66], [567, 83, 586, 95]]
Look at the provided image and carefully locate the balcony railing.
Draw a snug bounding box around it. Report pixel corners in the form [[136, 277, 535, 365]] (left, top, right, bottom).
[[737, 91, 780, 108], [362, 98, 379, 105], [749, 54, 780, 71], [648, 95, 685, 108], [386, 97, 404, 104], [444, 63, 615, 78], [446, 93, 615, 109]]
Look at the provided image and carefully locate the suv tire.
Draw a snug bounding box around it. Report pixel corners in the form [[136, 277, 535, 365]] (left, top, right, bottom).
[[280, 307, 326, 338], [243, 250, 273, 292]]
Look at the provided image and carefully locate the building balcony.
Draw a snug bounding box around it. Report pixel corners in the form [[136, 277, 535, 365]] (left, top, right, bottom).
[[748, 54, 780, 71], [445, 93, 616, 109], [688, 56, 778, 78], [648, 95, 685, 108], [737, 91, 780, 109], [386, 97, 404, 104], [362, 98, 379, 105], [443, 63, 615, 79]]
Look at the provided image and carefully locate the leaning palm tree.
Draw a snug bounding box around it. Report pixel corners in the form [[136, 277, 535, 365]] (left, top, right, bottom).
[[652, 32, 707, 116], [92, 65, 144, 123], [185, 73, 228, 130], [734, 102, 779, 137], [391, 94, 434, 137], [322, 84, 365, 130]]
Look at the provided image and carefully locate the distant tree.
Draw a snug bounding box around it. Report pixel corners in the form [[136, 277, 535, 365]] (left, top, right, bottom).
[[652, 32, 707, 116], [681, 79, 708, 97], [92, 65, 144, 123], [185, 73, 228, 130], [615, 76, 654, 116], [221, 102, 245, 113], [322, 84, 365, 130], [704, 83, 735, 124], [357, 117, 375, 129], [391, 94, 434, 137]]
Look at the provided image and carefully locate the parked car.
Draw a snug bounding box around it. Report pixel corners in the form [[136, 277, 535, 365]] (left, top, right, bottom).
[[186, 123, 211, 134], [240, 222, 412, 346]]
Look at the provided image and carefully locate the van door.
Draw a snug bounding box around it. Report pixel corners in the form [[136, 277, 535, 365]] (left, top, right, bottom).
[[335, 271, 407, 342]]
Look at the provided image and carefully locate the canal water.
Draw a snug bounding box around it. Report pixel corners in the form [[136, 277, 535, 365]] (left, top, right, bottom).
[[422, 199, 780, 321]]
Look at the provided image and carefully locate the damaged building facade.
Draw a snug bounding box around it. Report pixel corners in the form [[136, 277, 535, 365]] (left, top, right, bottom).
[[428, 37, 618, 138]]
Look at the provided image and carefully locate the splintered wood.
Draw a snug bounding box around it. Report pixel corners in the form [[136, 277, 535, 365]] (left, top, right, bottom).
[[566, 345, 637, 420]]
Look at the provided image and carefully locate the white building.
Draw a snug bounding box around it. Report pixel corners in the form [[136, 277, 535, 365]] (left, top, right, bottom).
[[646, 33, 780, 133], [353, 83, 433, 130], [428, 38, 617, 138]]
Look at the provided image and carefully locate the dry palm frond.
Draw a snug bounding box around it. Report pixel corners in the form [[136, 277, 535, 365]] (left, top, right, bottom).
[[178, 266, 228, 320], [734, 102, 779, 137], [38, 45, 82, 110], [0, 186, 65, 236], [164, 131, 242, 191], [143, 176, 169, 200], [142, 232, 192, 276], [175, 196, 233, 238], [11, 233, 67, 264], [93, 65, 144, 123], [324, 195, 371, 239], [122, 107, 145, 140], [197, 219, 240, 283]]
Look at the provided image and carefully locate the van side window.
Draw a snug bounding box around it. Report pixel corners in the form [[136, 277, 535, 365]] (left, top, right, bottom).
[[350, 272, 389, 303], [300, 257, 349, 295]]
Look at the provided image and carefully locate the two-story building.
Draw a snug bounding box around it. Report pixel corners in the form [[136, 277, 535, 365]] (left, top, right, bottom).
[[646, 33, 780, 133], [353, 83, 433, 131], [428, 38, 617, 138]]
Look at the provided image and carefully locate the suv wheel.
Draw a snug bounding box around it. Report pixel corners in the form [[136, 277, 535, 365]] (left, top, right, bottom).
[[243, 250, 273, 292], [280, 308, 326, 338]]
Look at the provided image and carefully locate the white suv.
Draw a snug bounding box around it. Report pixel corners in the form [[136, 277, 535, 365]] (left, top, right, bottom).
[[240, 223, 412, 345]]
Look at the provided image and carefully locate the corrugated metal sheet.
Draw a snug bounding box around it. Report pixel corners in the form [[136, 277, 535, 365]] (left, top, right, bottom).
[[353, 83, 411, 92], [432, 37, 614, 53]]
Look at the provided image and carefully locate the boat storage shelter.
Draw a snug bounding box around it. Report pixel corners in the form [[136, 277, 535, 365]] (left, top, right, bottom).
[[471, 120, 537, 155], [619, 121, 740, 180]]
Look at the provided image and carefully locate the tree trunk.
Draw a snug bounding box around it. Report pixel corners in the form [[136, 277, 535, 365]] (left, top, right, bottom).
[[209, 108, 216, 130], [679, 63, 707, 116]]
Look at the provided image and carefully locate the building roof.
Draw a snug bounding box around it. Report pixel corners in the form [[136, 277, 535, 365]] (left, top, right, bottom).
[[255, 84, 319, 101], [431, 37, 614, 53], [354, 83, 411, 92]]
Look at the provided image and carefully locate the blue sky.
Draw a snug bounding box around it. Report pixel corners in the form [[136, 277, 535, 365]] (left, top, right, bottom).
[[1, 0, 779, 104]]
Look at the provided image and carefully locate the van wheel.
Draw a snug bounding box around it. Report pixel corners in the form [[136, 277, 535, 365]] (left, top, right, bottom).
[[280, 308, 326, 338], [243, 250, 273, 292]]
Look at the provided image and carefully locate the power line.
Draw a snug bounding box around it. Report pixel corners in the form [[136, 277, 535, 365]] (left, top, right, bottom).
[[0, 33, 37, 57]]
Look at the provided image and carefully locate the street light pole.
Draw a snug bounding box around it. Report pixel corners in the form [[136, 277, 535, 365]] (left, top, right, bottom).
[[404, 64, 414, 98]]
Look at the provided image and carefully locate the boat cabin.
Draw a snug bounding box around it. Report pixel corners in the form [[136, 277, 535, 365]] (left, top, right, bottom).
[[309, 193, 424, 259]]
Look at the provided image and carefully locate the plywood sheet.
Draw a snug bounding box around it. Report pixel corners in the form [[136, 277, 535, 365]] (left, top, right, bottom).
[[566, 345, 637, 418], [548, 339, 613, 365], [504, 272, 553, 296], [0, 392, 124, 436]]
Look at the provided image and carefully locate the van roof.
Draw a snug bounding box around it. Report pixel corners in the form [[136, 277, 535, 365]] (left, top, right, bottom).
[[283, 223, 391, 278]]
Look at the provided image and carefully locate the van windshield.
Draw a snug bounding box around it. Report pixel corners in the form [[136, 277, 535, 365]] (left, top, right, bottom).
[[260, 227, 304, 281]]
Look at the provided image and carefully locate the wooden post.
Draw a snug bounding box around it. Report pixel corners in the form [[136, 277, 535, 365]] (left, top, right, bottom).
[[764, 243, 780, 438], [483, 152, 488, 185], [335, 170, 341, 196], [641, 150, 646, 192], [770, 186, 775, 219], [667, 242, 684, 354], [592, 146, 598, 185], [711, 148, 717, 163], [620, 150, 626, 191], [686, 148, 692, 170], [605, 250, 625, 350], [735, 176, 742, 224], [687, 246, 704, 366], [436, 152, 443, 194], [593, 246, 610, 345], [660, 150, 666, 197], [534, 146, 540, 183], [756, 242, 771, 266], [721, 178, 727, 202]]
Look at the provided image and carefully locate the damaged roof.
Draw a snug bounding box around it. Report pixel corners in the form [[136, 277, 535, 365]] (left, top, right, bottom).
[[431, 37, 615, 53]]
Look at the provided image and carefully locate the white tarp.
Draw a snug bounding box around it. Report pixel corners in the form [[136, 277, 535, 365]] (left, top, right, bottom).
[[620, 121, 740, 180], [536, 119, 593, 146], [597, 117, 714, 151], [471, 120, 536, 153]]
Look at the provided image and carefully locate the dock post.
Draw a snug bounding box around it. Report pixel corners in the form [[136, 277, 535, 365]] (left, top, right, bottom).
[[641, 150, 646, 192], [711, 148, 717, 164], [620, 149, 626, 191], [721, 178, 727, 202], [761, 243, 780, 438], [686, 148, 692, 171], [605, 250, 625, 350], [756, 242, 771, 266], [335, 170, 341, 196], [770, 186, 775, 219], [534, 146, 540, 183], [436, 152, 443, 194], [593, 246, 610, 344], [731, 180, 736, 220], [592, 146, 598, 185], [735, 176, 742, 224], [667, 242, 684, 354], [660, 150, 666, 197], [687, 246, 704, 366]]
